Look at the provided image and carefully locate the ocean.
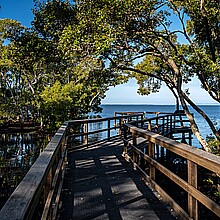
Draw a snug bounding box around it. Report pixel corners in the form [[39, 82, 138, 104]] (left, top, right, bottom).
[[98, 104, 220, 148]]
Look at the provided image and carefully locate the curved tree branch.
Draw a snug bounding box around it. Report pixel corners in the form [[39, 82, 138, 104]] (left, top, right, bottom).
[[181, 89, 220, 140]]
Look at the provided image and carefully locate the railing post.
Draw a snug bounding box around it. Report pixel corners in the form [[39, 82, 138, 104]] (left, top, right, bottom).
[[84, 122, 88, 146], [148, 120, 152, 131], [44, 168, 53, 204], [132, 131, 138, 168], [170, 115, 173, 131], [132, 131, 137, 146], [123, 124, 128, 155], [166, 116, 169, 134], [118, 118, 122, 136], [189, 131, 192, 146], [108, 119, 111, 141], [141, 114, 144, 128], [114, 112, 117, 129], [174, 114, 176, 129], [188, 160, 198, 220], [149, 141, 155, 181], [43, 167, 53, 219], [155, 116, 159, 133]]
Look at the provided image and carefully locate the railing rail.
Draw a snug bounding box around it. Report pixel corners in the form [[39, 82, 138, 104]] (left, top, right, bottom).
[[67, 113, 145, 149], [123, 123, 220, 220]]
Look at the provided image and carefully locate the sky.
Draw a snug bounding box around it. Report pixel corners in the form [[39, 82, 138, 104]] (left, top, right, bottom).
[[0, 0, 218, 105]]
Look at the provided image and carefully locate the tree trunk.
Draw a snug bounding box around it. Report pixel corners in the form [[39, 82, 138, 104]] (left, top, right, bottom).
[[176, 77, 211, 152], [181, 90, 220, 141], [166, 58, 211, 152]]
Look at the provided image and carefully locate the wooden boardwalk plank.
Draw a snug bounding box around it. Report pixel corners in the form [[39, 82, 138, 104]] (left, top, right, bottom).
[[57, 138, 176, 220]]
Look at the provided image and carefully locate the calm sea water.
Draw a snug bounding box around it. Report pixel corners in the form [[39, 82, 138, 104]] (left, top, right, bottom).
[[99, 104, 220, 148]]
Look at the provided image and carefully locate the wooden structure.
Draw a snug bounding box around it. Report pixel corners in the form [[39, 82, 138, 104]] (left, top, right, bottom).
[[0, 121, 41, 134], [59, 136, 176, 219], [0, 112, 219, 220]]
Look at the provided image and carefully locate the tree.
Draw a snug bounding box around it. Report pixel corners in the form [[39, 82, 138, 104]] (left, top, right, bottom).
[[0, 19, 27, 122], [31, 0, 122, 128], [59, 0, 219, 151], [0, 0, 122, 131]]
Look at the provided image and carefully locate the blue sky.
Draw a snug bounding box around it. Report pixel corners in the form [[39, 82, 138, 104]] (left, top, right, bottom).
[[0, 0, 34, 27], [0, 0, 218, 105]]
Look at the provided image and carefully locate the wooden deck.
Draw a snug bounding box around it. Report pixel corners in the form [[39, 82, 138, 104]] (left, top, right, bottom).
[[1, 113, 219, 219], [57, 137, 176, 220]]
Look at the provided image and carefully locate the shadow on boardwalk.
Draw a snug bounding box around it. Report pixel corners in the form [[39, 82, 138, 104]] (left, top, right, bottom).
[[58, 137, 177, 220]]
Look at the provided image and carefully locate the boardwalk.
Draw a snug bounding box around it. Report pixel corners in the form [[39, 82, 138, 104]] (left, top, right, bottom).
[[58, 137, 176, 220], [1, 114, 219, 220]]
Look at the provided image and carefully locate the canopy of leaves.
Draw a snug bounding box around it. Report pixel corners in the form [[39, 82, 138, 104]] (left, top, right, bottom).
[[58, 0, 220, 150], [0, 0, 123, 130]]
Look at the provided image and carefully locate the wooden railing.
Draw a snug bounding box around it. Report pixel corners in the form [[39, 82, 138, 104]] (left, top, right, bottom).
[[1, 112, 219, 220], [0, 114, 143, 220], [0, 122, 68, 220], [67, 113, 144, 150], [123, 122, 220, 220], [125, 111, 192, 145], [0, 123, 68, 220]]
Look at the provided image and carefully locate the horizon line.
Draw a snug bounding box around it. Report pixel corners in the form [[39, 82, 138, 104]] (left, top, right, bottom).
[[101, 103, 220, 105]]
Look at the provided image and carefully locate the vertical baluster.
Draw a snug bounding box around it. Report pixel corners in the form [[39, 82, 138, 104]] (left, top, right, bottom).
[[170, 115, 173, 131], [140, 151, 146, 170], [123, 124, 128, 155], [84, 122, 88, 147], [189, 131, 192, 146], [132, 132, 137, 168], [108, 119, 111, 141], [161, 146, 164, 162], [44, 168, 52, 203], [132, 131, 137, 146], [141, 114, 144, 128], [118, 118, 122, 136], [174, 114, 176, 129], [155, 116, 159, 133], [43, 167, 53, 219], [156, 144, 159, 159], [148, 120, 152, 131], [188, 160, 198, 220], [149, 141, 155, 181], [114, 112, 116, 129]]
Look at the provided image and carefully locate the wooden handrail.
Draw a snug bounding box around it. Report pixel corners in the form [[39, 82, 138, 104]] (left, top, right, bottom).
[[123, 123, 220, 220], [68, 113, 145, 149], [0, 123, 69, 220]]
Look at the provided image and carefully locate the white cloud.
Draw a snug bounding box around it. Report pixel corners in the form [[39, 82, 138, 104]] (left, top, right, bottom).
[[102, 78, 218, 105]]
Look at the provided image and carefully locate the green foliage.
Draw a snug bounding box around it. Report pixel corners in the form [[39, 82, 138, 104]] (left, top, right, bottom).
[[133, 56, 163, 95], [33, 0, 76, 39], [59, 0, 219, 104], [206, 135, 220, 156], [1, 0, 219, 137], [59, 0, 161, 59], [58, 0, 220, 148], [203, 175, 220, 204], [0, 0, 124, 131], [40, 81, 72, 129], [0, 19, 24, 42]]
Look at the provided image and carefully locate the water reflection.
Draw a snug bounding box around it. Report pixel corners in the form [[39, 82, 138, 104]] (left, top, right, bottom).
[[0, 132, 48, 209], [88, 121, 104, 142]]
